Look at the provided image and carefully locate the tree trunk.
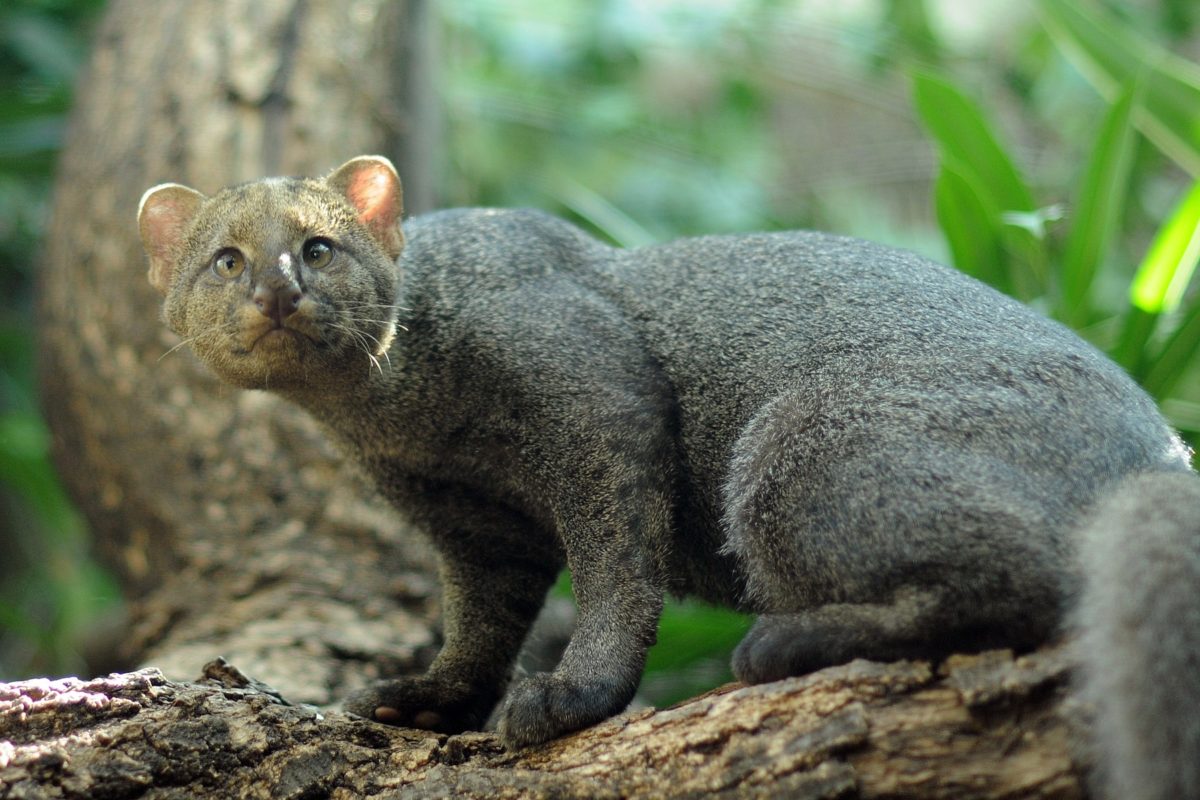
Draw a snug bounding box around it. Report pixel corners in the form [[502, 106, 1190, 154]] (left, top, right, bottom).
[[20, 0, 1091, 796], [37, 0, 439, 703]]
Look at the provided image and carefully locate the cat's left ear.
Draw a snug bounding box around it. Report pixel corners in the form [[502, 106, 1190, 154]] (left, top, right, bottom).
[[326, 156, 405, 260], [138, 183, 207, 295]]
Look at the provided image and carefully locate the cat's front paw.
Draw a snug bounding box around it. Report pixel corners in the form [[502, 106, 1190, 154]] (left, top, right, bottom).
[[344, 675, 496, 734], [495, 673, 630, 748]]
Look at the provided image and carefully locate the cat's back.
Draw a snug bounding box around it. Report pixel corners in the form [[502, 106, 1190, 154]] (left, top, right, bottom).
[[610, 229, 1183, 503], [400, 208, 613, 289]]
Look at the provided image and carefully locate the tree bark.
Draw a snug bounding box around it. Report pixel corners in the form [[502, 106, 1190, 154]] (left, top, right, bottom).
[[23, 0, 1091, 796], [1, 647, 1084, 799]]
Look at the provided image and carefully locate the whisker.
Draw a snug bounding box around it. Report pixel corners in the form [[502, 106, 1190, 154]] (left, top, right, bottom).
[[330, 320, 389, 376], [157, 320, 240, 362]]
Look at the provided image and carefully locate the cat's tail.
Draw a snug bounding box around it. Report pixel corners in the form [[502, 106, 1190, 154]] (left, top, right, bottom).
[[1075, 470, 1200, 800]]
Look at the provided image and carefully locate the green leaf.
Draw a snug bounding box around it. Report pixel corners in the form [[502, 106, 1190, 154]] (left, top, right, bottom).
[[1059, 83, 1139, 326], [645, 601, 751, 674], [1038, 0, 1200, 175], [1112, 306, 1159, 375], [0, 411, 81, 536], [933, 161, 1009, 294], [1162, 398, 1200, 435], [1142, 293, 1200, 400], [1113, 178, 1200, 376], [912, 70, 1048, 298], [874, 0, 942, 69], [911, 71, 1036, 215], [547, 178, 657, 247], [1129, 179, 1200, 315]]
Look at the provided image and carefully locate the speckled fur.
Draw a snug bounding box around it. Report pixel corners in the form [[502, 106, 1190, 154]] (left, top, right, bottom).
[[139, 158, 1198, 797]]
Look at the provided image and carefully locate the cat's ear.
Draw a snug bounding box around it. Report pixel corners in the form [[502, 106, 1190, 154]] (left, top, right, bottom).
[[326, 156, 405, 260], [138, 183, 206, 295]]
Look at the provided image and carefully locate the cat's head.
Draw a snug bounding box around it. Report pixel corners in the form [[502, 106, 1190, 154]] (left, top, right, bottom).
[[138, 156, 404, 391]]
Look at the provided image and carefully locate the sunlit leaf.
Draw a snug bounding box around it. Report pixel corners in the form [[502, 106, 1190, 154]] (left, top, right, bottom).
[[1130, 179, 1200, 314], [1113, 179, 1200, 376], [1000, 205, 1066, 239]]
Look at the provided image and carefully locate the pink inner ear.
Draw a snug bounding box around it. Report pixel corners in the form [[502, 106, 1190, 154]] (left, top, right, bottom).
[[139, 184, 205, 294], [334, 159, 403, 259], [346, 164, 400, 226], [146, 198, 191, 254]]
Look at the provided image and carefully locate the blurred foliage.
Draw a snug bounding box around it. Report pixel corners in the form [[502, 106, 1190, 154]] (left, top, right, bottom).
[[2, 0, 1198, 714], [0, 0, 116, 680]]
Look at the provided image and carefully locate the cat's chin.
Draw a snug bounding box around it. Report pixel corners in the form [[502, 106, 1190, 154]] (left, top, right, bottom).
[[192, 337, 311, 391], [205, 343, 374, 393]]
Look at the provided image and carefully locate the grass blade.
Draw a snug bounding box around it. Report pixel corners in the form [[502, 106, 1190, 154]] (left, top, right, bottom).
[[912, 70, 1035, 214], [1143, 295, 1200, 400]]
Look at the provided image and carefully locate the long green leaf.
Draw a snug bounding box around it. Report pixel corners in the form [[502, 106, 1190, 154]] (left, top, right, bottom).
[[1162, 398, 1200, 435], [1059, 83, 1138, 326], [912, 71, 1036, 215], [912, 70, 1047, 299], [1143, 294, 1200, 400], [934, 161, 1009, 294], [548, 178, 657, 248], [1038, 0, 1200, 175], [1114, 179, 1200, 377], [1112, 306, 1158, 375], [877, 0, 942, 68]]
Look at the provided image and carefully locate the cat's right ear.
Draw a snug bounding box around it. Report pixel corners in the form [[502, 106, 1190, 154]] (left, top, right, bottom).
[[138, 183, 206, 295], [325, 156, 405, 260]]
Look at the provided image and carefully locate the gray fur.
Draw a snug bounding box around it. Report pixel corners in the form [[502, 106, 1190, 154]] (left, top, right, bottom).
[[138, 159, 1199, 796], [1075, 473, 1200, 800]]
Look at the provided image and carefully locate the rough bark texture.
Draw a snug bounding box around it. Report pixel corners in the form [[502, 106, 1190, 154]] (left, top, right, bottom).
[[22, 0, 1092, 796], [1, 648, 1084, 799]]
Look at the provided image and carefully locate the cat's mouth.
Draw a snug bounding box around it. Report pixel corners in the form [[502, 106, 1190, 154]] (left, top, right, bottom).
[[247, 324, 316, 352]]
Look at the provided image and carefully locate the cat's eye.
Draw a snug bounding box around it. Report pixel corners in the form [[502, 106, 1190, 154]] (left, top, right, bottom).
[[302, 238, 334, 269], [212, 248, 245, 280]]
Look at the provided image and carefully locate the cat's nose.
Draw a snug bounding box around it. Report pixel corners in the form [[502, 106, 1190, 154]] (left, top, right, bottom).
[[253, 282, 303, 322]]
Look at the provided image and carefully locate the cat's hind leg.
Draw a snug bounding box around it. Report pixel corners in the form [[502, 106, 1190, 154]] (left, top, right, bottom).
[[721, 389, 1067, 683], [733, 588, 953, 683]]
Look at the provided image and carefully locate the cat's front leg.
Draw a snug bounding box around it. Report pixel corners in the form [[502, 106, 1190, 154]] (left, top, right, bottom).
[[345, 491, 561, 734], [494, 470, 669, 748], [495, 557, 663, 748]]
